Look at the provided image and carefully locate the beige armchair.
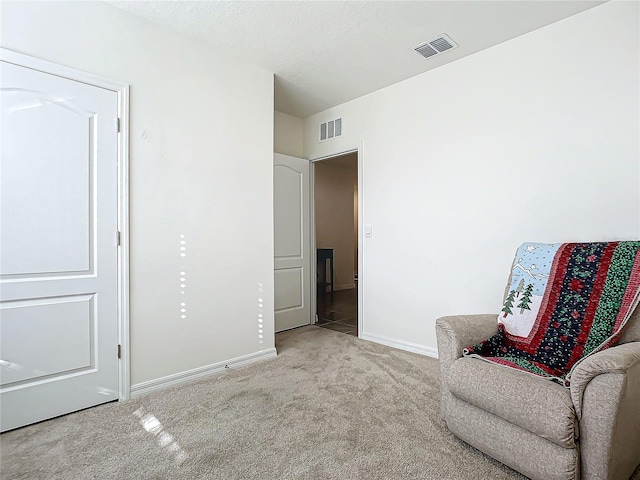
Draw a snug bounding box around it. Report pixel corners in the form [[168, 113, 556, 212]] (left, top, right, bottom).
[[436, 308, 640, 480]]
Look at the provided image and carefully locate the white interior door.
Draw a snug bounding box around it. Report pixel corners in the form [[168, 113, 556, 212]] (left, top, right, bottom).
[[0, 60, 119, 431], [274, 153, 311, 332]]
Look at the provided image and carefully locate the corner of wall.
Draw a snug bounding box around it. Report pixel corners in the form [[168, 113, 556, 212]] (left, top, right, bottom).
[[274, 111, 304, 158]]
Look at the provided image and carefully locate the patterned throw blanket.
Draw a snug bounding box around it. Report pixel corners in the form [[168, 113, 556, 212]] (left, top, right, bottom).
[[463, 241, 640, 386]]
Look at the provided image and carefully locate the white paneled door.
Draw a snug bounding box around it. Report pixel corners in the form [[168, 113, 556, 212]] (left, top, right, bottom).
[[274, 154, 311, 332], [0, 60, 119, 431]]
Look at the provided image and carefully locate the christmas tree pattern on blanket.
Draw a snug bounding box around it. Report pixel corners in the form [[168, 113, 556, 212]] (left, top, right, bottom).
[[501, 243, 559, 339]]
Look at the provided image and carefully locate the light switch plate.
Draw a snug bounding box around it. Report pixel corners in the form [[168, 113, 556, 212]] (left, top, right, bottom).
[[364, 224, 372, 238]]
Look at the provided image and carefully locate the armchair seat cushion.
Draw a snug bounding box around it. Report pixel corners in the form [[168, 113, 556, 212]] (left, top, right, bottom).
[[448, 357, 578, 448]]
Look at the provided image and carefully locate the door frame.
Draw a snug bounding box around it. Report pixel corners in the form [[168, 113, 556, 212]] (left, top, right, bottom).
[[309, 142, 363, 337], [1, 48, 131, 400]]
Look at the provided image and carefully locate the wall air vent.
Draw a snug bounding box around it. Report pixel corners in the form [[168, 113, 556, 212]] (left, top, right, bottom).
[[319, 118, 343, 142], [414, 34, 458, 59]]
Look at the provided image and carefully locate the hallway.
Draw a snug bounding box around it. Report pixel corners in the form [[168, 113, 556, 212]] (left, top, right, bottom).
[[316, 287, 357, 336]]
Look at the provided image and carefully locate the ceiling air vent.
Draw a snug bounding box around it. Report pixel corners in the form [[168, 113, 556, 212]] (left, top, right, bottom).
[[414, 34, 458, 59], [319, 118, 342, 142]]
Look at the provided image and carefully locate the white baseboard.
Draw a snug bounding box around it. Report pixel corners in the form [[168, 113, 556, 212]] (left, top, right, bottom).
[[359, 332, 438, 358], [130, 347, 277, 398], [334, 283, 356, 291]]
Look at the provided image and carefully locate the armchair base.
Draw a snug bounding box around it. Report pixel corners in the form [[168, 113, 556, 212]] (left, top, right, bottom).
[[447, 396, 579, 480]]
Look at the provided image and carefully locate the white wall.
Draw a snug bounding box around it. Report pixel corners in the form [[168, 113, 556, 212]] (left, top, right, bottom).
[[274, 111, 304, 157], [315, 160, 357, 290], [1, 1, 275, 386], [303, 0, 639, 355]]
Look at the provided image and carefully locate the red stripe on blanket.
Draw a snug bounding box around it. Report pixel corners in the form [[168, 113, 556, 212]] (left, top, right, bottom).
[[565, 242, 617, 368]]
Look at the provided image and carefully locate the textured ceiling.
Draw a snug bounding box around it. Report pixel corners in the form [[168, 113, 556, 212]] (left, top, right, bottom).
[[109, 0, 606, 118]]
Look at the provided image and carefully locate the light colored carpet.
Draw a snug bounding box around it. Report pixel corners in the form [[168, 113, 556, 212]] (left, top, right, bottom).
[[1, 326, 635, 479]]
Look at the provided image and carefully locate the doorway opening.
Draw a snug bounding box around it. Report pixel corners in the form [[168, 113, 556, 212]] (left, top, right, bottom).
[[313, 152, 358, 336]]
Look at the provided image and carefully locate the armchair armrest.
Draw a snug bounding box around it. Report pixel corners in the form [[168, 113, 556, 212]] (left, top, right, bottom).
[[435, 314, 498, 420], [570, 342, 640, 419], [435, 314, 498, 367], [569, 342, 640, 480]]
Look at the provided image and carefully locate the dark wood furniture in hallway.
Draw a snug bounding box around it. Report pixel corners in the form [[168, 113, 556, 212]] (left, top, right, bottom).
[[317, 248, 334, 294]]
